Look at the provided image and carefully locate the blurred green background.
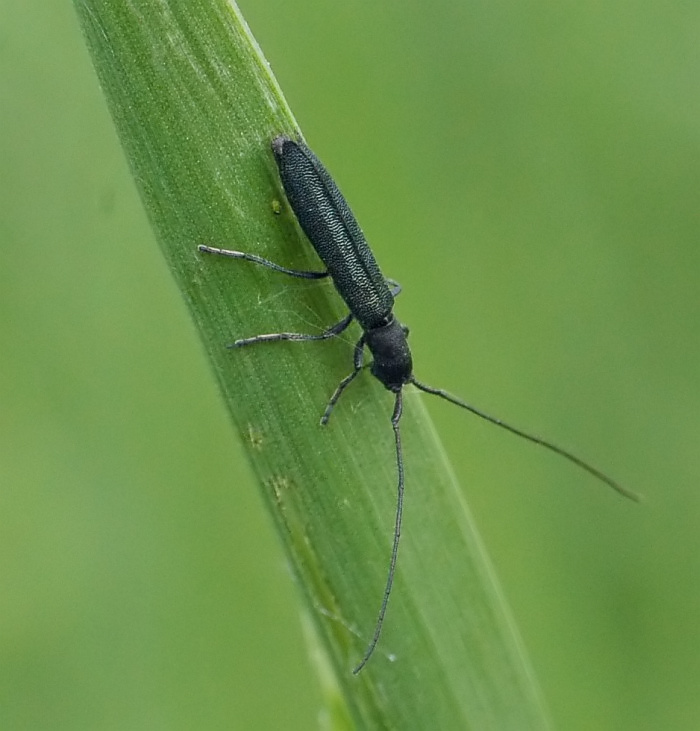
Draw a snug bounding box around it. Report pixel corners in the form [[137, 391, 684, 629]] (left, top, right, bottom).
[[1, 2, 698, 729]]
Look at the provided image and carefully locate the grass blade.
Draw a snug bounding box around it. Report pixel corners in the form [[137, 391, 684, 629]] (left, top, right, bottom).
[[73, 1, 549, 727]]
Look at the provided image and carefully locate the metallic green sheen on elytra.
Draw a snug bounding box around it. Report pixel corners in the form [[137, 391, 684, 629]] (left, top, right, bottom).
[[272, 136, 394, 332]]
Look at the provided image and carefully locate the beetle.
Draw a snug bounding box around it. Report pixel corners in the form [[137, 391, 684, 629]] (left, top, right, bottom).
[[199, 135, 638, 673]]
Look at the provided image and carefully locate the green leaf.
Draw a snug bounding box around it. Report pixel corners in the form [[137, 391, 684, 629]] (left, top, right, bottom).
[[73, 1, 549, 727]]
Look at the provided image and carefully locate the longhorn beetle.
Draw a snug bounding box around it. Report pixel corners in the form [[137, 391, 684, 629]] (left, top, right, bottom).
[[199, 135, 639, 674]]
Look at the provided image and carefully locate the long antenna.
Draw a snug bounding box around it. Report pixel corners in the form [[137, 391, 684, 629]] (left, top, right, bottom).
[[411, 378, 641, 502], [353, 390, 405, 674]]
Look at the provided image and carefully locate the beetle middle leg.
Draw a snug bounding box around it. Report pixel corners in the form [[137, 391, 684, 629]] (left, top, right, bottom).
[[231, 313, 354, 348]]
